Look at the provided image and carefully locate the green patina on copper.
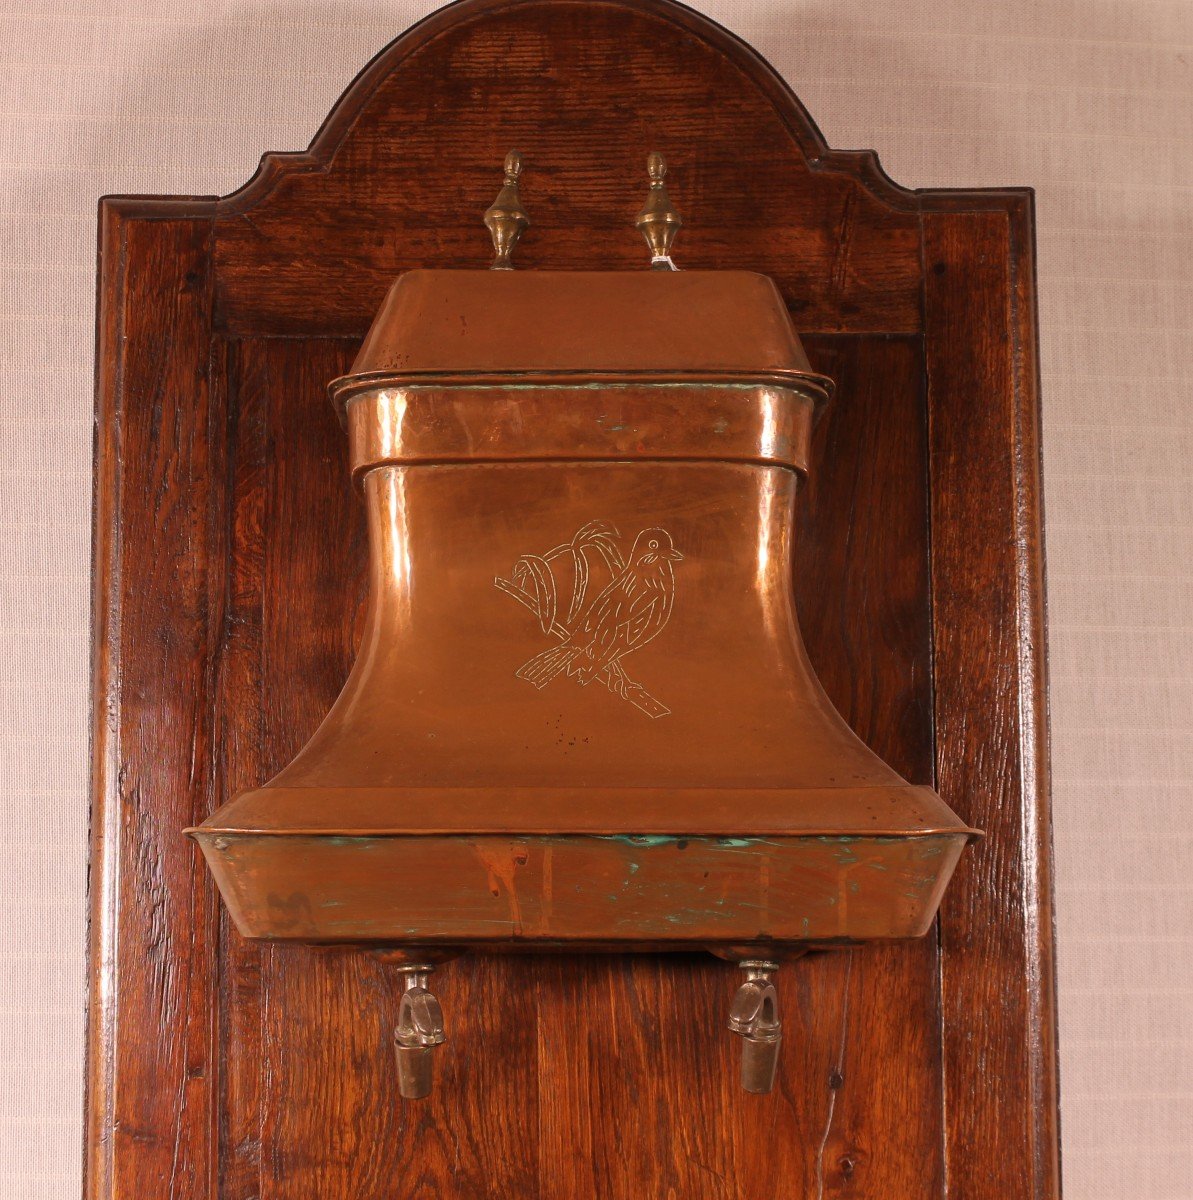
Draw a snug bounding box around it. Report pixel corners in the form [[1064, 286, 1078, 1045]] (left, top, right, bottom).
[[594, 834, 780, 849], [598, 834, 677, 848]]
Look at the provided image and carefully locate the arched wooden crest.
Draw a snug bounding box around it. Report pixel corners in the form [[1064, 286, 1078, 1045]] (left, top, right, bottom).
[[88, 0, 1058, 1197]]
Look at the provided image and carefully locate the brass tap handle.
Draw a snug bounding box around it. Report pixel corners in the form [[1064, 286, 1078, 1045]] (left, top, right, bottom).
[[635, 151, 682, 271], [727, 959, 782, 1094], [393, 964, 446, 1100], [484, 150, 530, 270]]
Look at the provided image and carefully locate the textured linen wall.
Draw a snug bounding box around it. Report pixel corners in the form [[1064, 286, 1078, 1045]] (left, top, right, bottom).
[[1, 2, 1189, 1198]]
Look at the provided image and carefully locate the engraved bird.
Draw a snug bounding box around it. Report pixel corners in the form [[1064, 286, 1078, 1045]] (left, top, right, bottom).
[[516, 528, 682, 690]]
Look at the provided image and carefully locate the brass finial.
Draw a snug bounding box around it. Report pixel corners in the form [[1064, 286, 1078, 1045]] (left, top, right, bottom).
[[484, 150, 529, 270], [635, 151, 682, 271]]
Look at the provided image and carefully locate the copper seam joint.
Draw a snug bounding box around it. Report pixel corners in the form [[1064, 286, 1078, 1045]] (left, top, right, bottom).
[[727, 959, 782, 1094], [393, 963, 446, 1100]]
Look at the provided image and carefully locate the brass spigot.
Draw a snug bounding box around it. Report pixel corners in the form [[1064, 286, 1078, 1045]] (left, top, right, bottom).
[[393, 964, 446, 1099], [728, 959, 782, 1093], [635, 151, 682, 270], [484, 150, 530, 270]]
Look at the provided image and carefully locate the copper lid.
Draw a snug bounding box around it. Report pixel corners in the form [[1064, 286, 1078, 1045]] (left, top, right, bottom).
[[329, 269, 834, 408]]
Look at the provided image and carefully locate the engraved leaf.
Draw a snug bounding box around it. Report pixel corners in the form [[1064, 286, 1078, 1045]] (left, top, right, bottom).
[[573, 519, 620, 541], [512, 554, 557, 635], [567, 547, 589, 625], [572, 519, 625, 574]]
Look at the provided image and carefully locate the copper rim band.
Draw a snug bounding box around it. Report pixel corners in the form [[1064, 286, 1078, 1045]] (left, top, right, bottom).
[[189, 784, 982, 840], [339, 378, 827, 485]]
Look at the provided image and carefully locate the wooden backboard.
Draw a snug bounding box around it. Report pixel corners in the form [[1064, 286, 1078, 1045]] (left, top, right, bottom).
[[87, 1, 1058, 1196]]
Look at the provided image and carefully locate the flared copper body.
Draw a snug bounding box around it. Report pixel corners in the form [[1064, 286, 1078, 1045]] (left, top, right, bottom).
[[190, 269, 978, 949]]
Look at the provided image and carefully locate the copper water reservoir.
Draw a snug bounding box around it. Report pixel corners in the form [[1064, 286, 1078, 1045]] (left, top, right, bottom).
[[190, 267, 978, 950]]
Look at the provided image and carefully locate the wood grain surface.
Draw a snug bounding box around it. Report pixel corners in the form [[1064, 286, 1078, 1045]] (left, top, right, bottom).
[[87, 1, 1057, 1197]]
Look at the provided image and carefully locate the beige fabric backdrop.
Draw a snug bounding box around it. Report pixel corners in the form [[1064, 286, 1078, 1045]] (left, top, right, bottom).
[[2, 1, 1190, 1197]]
